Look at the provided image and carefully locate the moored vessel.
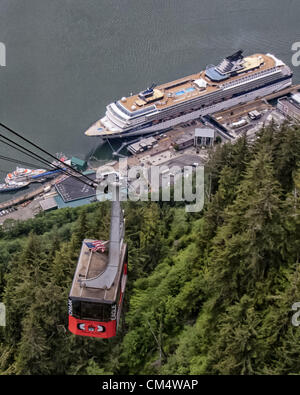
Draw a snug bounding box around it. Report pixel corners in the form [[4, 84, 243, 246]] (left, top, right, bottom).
[[5, 167, 47, 183], [85, 50, 292, 139], [5, 167, 61, 184], [0, 181, 30, 193]]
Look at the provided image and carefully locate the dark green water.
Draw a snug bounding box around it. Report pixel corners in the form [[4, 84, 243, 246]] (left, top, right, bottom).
[[0, 0, 299, 201]]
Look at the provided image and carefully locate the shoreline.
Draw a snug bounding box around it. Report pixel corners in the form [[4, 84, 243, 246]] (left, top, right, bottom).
[[0, 175, 65, 211]]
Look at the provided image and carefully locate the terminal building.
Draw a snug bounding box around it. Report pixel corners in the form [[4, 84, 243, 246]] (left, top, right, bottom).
[[194, 128, 215, 147], [50, 171, 98, 209], [127, 136, 157, 154], [277, 94, 300, 121], [71, 157, 87, 172], [173, 131, 194, 150]]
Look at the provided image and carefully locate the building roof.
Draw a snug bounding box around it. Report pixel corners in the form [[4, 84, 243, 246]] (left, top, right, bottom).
[[195, 128, 215, 138], [54, 195, 95, 209], [176, 134, 194, 145], [69, 238, 127, 303], [292, 93, 300, 105], [71, 157, 87, 167], [39, 197, 58, 211], [55, 172, 96, 203], [128, 136, 157, 153], [162, 154, 203, 169]]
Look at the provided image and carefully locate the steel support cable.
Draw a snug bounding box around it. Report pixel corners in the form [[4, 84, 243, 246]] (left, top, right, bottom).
[[0, 122, 96, 186], [0, 137, 54, 169], [0, 154, 53, 170], [0, 132, 95, 189], [0, 136, 79, 181]]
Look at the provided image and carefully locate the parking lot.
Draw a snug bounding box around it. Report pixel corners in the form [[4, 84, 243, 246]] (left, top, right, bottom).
[[0, 206, 17, 218], [0, 197, 43, 225]]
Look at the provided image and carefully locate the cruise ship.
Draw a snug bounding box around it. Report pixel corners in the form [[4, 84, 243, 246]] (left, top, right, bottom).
[[85, 50, 292, 139], [5, 167, 47, 183]]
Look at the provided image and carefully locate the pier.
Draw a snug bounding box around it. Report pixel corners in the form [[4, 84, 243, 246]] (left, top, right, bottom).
[[0, 176, 63, 211], [109, 131, 168, 158], [1, 84, 300, 214]]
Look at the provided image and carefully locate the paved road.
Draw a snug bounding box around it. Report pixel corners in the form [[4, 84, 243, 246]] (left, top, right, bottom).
[[0, 195, 43, 225]]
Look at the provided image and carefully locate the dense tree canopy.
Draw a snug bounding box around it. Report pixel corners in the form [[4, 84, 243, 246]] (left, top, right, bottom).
[[0, 123, 299, 375]]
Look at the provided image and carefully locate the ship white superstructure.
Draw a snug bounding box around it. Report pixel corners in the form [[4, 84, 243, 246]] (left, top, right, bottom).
[[5, 167, 47, 183], [85, 51, 293, 139]]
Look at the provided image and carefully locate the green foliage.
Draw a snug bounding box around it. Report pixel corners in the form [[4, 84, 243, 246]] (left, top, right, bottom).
[[0, 123, 300, 375], [85, 359, 113, 375]]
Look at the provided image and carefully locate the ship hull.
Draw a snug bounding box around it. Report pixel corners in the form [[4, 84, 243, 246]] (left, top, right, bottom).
[[94, 76, 292, 139], [0, 183, 29, 193]]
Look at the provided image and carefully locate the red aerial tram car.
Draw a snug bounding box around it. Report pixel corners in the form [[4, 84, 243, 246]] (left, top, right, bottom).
[[68, 199, 127, 338]]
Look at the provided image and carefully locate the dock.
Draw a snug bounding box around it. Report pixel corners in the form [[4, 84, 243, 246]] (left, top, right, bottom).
[[1, 83, 300, 216], [0, 175, 64, 211]]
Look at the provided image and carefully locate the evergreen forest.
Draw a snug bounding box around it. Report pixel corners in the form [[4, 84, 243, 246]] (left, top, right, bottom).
[[0, 123, 300, 375]]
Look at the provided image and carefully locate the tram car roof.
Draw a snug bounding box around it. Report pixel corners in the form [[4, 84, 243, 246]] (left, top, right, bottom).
[[69, 238, 127, 304]]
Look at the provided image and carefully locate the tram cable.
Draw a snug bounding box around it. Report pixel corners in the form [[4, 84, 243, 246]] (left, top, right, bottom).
[[0, 132, 94, 188], [0, 124, 129, 339], [0, 131, 96, 189], [0, 137, 54, 169], [0, 154, 52, 170], [0, 122, 96, 187]]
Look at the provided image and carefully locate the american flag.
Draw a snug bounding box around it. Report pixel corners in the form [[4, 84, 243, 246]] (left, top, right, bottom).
[[85, 240, 106, 253]]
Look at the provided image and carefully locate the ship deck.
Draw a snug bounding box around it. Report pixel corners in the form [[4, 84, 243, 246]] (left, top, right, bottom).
[[121, 54, 276, 112]]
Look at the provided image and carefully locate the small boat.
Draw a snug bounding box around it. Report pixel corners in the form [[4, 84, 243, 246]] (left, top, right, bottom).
[[0, 181, 30, 193]]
